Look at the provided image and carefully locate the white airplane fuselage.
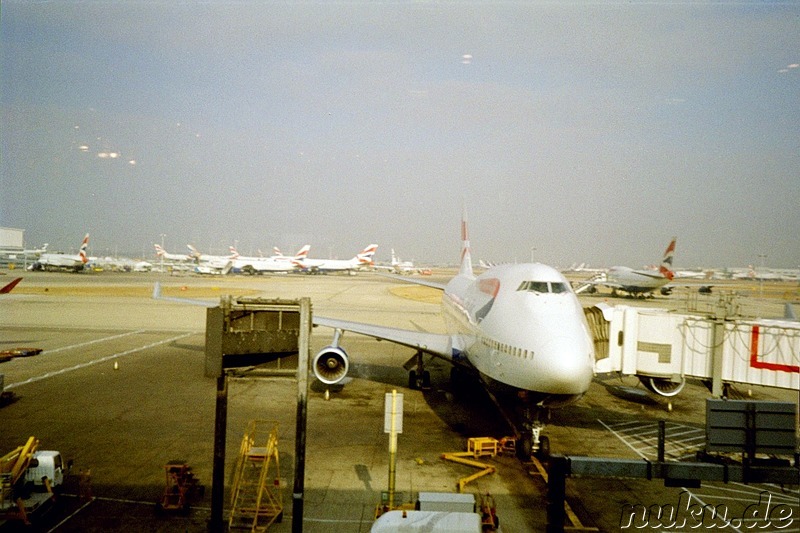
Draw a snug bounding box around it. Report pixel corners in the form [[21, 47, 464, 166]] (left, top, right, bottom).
[[36, 253, 84, 269], [232, 255, 296, 273], [606, 266, 671, 294], [443, 263, 595, 404]]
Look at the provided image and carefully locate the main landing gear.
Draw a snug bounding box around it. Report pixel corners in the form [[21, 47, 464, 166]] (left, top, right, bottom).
[[405, 351, 431, 390]]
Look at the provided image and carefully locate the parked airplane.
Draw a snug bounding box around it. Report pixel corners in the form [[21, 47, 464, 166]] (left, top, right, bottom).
[[154, 244, 193, 262], [0, 244, 48, 264], [312, 218, 594, 456], [295, 244, 378, 274], [0, 278, 22, 294], [576, 238, 677, 297], [152, 219, 594, 457], [230, 245, 310, 274], [186, 244, 238, 264], [27, 234, 90, 272], [184, 244, 238, 275], [87, 256, 153, 272], [374, 249, 420, 275], [733, 266, 786, 282]]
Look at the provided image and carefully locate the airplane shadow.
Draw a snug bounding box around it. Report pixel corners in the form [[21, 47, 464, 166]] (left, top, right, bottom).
[[337, 358, 517, 439], [323, 357, 684, 442]]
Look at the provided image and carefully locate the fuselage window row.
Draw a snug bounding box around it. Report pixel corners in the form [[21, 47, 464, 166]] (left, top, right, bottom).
[[482, 335, 531, 360]]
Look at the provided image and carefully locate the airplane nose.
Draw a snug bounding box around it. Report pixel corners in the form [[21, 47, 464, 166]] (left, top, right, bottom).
[[535, 336, 594, 395]]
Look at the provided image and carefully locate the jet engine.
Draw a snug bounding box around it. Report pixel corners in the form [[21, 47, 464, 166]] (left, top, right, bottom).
[[313, 346, 350, 385], [639, 375, 685, 397], [659, 287, 673, 296]]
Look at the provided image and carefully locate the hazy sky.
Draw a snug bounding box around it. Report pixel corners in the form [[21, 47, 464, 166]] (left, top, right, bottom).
[[2, 1, 798, 268]]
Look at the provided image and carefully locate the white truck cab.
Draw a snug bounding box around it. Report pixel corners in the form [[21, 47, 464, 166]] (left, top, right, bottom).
[[24, 451, 65, 489]]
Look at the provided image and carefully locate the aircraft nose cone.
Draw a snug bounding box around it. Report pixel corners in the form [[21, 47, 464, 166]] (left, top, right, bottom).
[[535, 337, 594, 395]]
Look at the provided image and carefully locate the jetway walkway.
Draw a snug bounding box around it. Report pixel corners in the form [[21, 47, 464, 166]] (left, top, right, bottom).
[[587, 301, 800, 399]]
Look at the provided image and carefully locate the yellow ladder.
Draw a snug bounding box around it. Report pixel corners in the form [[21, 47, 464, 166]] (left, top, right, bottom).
[[229, 421, 283, 532]]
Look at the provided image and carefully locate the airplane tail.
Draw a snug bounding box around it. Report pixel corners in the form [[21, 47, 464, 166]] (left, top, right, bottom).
[[228, 246, 239, 259], [154, 244, 165, 257], [294, 245, 310, 261], [356, 244, 378, 265], [0, 277, 22, 294], [291, 245, 311, 268], [658, 237, 676, 281], [459, 211, 474, 277], [79, 234, 90, 263], [187, 244, 202, 261]]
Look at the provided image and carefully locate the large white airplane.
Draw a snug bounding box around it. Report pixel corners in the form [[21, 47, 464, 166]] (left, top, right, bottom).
[[374, 249, 423, 275], [154, 244, 193, 262], [28, 234, 90, 272], [312, 219, 594, 456], [186, 244, 237, 264], [577, 238, 677, 297], [230, 245, 310, 274], [295, 244, 378, 274], [0, 243, 48, 264], [151, 219, 595, 456], [185, 244, 238, 275]]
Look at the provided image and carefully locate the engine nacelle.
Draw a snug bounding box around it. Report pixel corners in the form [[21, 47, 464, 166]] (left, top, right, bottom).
[[313, 346, 350, 385], [640, 375, 686, 397], [659, 286, 673, 296]]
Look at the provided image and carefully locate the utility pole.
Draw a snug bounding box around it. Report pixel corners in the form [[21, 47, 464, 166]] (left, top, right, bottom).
[[160, 234, 166, 273]]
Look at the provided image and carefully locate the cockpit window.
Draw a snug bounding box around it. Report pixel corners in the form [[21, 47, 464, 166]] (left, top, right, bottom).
[[517, 281, 548, 293], [517, 281, 571, 294], [550, 282, 570, 293]]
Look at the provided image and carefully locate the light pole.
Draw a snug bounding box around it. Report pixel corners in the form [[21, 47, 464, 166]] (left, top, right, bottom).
[[757, 253, 766, 300], [160, 234, 166, 273]]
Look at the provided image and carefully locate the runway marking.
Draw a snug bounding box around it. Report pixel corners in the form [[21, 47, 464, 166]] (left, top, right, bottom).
[[52, 494, 371, 527], [46, 498, 95, 533], [598, 419, 705, 461], [37, 329, 148, 354], [6, 332, 194, 390], [597, 419, 800, 533], [599, 419, 743, 533]]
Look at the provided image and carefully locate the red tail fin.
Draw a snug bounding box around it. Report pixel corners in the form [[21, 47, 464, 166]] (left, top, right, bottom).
[[0, 277, 22, 294], [79, 234, 90, 263], [658, 237, 676, 280]]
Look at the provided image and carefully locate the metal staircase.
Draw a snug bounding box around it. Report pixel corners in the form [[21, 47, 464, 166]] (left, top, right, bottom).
[[228, 421, 283, 532]]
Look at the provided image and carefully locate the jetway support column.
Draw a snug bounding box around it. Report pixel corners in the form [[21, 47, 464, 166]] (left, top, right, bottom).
[[292, 298, 311, 533], [711, 320, 725, 397], [209, 375, 228, 531]]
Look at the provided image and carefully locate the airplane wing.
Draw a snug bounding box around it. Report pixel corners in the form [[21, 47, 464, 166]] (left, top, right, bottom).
[[313, 315, 453, 359], [374, 272, 447, 291], [152, 282, 456, 358], [312, 273, 456, 359]]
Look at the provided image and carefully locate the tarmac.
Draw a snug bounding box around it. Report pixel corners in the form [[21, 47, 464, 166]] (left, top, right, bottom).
[[0, 270, 798, 532]]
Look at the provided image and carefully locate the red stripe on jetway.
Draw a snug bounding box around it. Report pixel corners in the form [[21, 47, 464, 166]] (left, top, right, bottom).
[[749, 325, 800, 373]]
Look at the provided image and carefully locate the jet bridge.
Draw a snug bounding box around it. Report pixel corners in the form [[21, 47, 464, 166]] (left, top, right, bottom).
[[204, 296, 312, 532], [588, 301, 800, 400]]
